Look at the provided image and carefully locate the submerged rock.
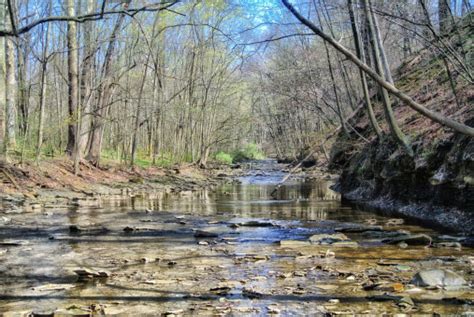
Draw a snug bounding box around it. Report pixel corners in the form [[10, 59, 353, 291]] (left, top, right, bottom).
[[194, 230, 218, 238], [279, 240, 310, 247], [335, 225, 383, 233], [69, 225, 109, 235], [382, 234, 432, 246], [74, 268, 110, 279], [308, 233, 349, 244], [411, 269, 467, 288], [331, 241, 359, 248], [237, 220, 276, 227]]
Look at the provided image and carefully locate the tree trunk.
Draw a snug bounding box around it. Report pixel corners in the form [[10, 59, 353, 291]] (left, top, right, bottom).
[[5, 0, 17, 151], [439, 0, 451, 34], [348, 0, 382, 138], [365, 0, 413, 155], [66, 0, 79, 157], [130, 55, 150, 167], [0, 0, 6, 161], [36, 3, 51, 164], [79, 0, 95, 154], [87, 11, 126, 166], [281, 0, 474, 137]]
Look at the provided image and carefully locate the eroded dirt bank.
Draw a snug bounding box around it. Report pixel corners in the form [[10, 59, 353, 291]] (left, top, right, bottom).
[[0, 159, 228, 213], [329, 21, 473, 234]]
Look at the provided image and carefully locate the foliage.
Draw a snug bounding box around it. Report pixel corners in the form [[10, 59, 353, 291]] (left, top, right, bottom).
[[232, 143, 265, 162], [214, 151, 233, 164]]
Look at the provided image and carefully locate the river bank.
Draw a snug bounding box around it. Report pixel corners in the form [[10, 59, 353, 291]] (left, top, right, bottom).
[[0, 159, 228, 213]]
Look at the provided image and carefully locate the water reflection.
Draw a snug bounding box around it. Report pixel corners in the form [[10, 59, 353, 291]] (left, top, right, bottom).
[[102, 178, 342, 222]]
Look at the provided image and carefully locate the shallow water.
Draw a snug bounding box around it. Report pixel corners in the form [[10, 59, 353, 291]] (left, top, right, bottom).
[[0, 160, 473, 315]]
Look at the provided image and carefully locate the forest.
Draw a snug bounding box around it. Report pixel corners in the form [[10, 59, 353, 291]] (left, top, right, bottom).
[[0, 0, 473, 315]]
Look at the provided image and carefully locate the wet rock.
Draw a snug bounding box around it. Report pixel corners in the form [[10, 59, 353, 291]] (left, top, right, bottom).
[[315, 284, 338, 291], [331, 241, 359, 248], [364, 282, 404, 292], [411, 269, 467, 288], [31, 311, 55, 317], [123, 226, 136, 232], [366, 294, 403, 302], [308, 233, 349, 244], [434, 242, 462, 250], [0, 240, 28, 246], [163, 309, 184, 316], [33, 283, 76, 292], [396, 296, 415, 312], [362, 229, 410, 239], [237, 220, 276, 227], [267, 305, 281, 315], [194, 230, 218, 238], [69, 225, 109, 235], [386, 218, 404, 226], [382, 234, 432, 246], [210, 286, 232, 296], [398, 242, 408, 249], [242, 287, 264, 299], [279, 240, 310, 247], [365, 218, 378, 225], [437, 235, 467, 242], [335, 225, 383, 233], [74, 268, 110, 279]]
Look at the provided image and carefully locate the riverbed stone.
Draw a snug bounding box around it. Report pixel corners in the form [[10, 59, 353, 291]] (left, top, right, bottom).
[[308, 233, 349, 244], [194, 230, 218, 238], [382, 234, 432, 246], [335, 225, 383, 233], [411, 269, 467, 288], [279, 240, 311, 247]]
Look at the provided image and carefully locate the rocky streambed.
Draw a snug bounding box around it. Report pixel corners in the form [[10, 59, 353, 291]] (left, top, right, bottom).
[[0, 160, 473, 315]]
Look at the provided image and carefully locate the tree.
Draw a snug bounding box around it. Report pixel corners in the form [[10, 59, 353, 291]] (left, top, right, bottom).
[[439, 0, 451, 33], [364, 0, 413, 155], [281, 0, 474, 137], [0, 0, 5, 161], [348, 0, 382, 139], [86, 10, 127, 166], [4, 0, 17, 151], [66, 0, 79, 160]]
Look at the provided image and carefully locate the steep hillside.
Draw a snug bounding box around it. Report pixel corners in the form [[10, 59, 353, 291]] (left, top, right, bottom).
[[330, 20, 473, 233]]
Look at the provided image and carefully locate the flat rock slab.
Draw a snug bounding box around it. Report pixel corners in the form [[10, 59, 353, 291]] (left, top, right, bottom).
[[382, 234, 432, 246], [411, 269, 467, 288], [194, 230, 219, 238], [335, 225, 383, 233], [309, 233, 349, 244]]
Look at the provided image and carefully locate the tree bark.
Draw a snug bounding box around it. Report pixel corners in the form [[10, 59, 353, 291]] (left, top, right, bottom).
[[79, 0, 95, 154], [439, 0, 451, 34], [5, 0, 17, 151], [0, 0, 6, 161], [86, 11, 126, 166], [365, 0, 413, 155], [35, 16, 51, 164], [66, 0, 79, 157], [348, 0, 382, 138]]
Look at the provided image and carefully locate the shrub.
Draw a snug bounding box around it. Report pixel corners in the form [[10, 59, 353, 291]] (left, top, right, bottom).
[[215, 151, 233, 164], [232, 143, 265, 162]]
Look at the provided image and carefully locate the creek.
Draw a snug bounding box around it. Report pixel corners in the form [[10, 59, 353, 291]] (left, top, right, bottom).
[[0, 160, 472, 315]]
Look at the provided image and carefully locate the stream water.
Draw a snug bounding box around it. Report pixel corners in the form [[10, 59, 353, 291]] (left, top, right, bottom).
[[0, 160, 472, 315]]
